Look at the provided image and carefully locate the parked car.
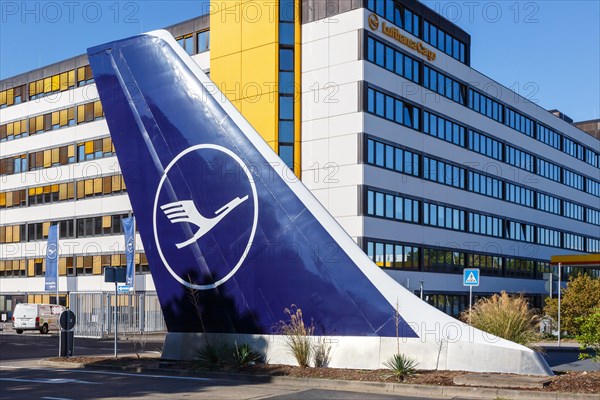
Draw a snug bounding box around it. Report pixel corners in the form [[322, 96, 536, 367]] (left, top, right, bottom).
[[12, 303, 65, 334]]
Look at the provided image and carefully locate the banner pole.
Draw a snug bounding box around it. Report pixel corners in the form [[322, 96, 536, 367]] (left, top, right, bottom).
[[56, 223, 60, 306]]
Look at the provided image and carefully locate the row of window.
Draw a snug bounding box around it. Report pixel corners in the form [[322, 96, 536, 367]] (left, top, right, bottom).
[[364, 33, 599, 169], [1, 213, 129, 244], [365, 238, 551, 279], [365, 137, 600, 226], [367, 36, 420, 83], [175, 29, 210, 56], [366, 0, 467, 64], [424, 111, 466, 147], [0, 253, 149, 278], [365, 187, 599, 251], [1, 137, 114, 176], [0, 174, 126, 209], [0, 66, 94, 109], [364, 87, 600, 198], [0, 100, 104, 142], [366, 87, 420, 130]]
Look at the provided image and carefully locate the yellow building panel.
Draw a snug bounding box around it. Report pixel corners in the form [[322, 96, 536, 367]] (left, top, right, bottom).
[[240, 43, 278, 101], [240, 1, 278, 50], [210, 54, 242, 102], [210, 1, 243, 59], [240, 94, 278, 145]]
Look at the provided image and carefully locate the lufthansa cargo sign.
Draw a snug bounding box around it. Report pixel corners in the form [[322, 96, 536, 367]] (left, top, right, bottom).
[[368, 14, 436, 61]]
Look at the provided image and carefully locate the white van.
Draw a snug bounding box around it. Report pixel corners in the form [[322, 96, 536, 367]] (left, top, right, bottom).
[[12, 303, 65, 334]]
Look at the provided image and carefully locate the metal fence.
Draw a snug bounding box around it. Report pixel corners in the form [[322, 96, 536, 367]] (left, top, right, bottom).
[[68, 291, 166, 338]]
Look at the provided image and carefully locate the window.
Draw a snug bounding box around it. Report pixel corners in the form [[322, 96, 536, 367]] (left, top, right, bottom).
[[366, 87, 420, 130], [537, 192, 560, 215], [537, 124, 561, 150], [366, 189, 420, 223], [505, 221, 534, 243], [423, 20, 466, 63], [424, 67, 466, 104], [362, 141, 421, 177], [585, 148, 599, 167], [176, 34, 194, 55], [423, 157, 465, 189], [77, 138, 114, 162], [506, 183, 534, 207], [0, 190, 26, 209], [76, 65, 94, 86], [1, 85, 27, 108], [468, 254, 502, 276], [563, 169, 584, 191], [468, 130, 502, 160], [423, 248, 465, 273], [77, 101, 104, 124], [468, 212, 502, 238], [537, 159, 561, 182], [563, 137, 584, 161], [29, 71, 75, 100], [196, 30, 210, 53], [0, 224, 26, 244], [505, 257, 535, 278], [0, 154, 27, 175], [586, 178, 600, 197], [0, 119, 27, 141], [423, 202, 465, 231], [366, 36, 420, 83], [587, 208, 600, 226], [505, 145, 534, 172], [538, 227, 561, 247], [563, 201, 584, 221], [563, 233, 584, 251], [424, 112, 465, 147], [468, 89, 503, 123], [75, 175, 126, 200], [505, 107, 535, 137], [366, 240, 420, 270]]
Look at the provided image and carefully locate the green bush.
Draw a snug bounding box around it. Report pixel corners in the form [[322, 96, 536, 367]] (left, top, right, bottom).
[[576, 307, 600, 363], [195, 343, 228, 370], [277, 305, 313, 368], [462, 291, 541, 348], [384, 353, 418, 381], [232, 341, 263, 367]]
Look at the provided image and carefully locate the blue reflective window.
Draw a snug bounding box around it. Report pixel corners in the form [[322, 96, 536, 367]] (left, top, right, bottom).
[[279, 71, 295, 95], [279, 96, 294, 120], [197, 30, 210, 53], [279, 121, 294, 143], [279, 22, 294, 45], [280, 49, 294, 71], [279, 144, 294, 169], [280, 0, 294, 21]]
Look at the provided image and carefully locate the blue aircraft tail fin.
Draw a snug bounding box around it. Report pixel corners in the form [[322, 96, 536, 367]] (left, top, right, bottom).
[[86, 30, 551, 376]]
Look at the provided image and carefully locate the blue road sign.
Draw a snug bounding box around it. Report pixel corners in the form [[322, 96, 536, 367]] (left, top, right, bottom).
[[463, 268, 480, 287]]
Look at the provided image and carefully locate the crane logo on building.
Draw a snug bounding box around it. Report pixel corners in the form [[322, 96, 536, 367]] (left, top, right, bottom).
[[368, 13, 380, 30], [152, 144, 258, 291], [367, 13, 437, 61]]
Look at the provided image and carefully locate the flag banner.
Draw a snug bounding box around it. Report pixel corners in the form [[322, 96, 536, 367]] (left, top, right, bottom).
[[122, 216, 136, 287], [45, 224, 59, 291]]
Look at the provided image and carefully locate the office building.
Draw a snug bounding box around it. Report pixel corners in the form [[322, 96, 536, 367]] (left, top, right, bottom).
[[1, 0, 599, 323]]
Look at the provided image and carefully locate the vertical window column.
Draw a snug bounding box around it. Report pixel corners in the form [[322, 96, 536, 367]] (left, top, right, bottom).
[[278, 0, 295, 170]]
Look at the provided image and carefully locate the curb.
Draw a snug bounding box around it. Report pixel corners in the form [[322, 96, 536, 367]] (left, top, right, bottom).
[[38, 360, 600, 400]]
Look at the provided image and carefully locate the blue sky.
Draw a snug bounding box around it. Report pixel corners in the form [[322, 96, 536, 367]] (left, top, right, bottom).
[[1, 1, 598, 122]]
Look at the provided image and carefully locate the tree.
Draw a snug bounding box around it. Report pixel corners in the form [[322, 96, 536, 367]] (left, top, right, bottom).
[[544, 274, 600, 336], [576, 308, 600, 363]]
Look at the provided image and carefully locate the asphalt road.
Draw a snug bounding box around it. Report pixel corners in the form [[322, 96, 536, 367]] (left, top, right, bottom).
[[0, 333, 461, 400]]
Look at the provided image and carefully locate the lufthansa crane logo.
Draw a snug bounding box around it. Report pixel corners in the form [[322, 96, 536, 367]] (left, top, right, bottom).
[[368, 13, 380, 31], [152, 144, 258, 291], [46, 244, 58, 260]]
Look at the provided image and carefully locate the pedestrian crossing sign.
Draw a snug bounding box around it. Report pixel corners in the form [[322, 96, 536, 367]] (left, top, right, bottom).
[[463, 268, 480, 287]]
